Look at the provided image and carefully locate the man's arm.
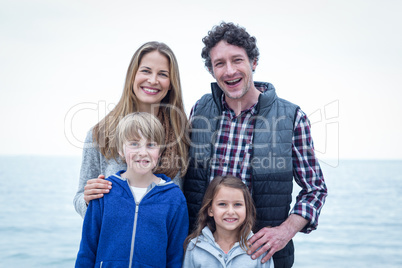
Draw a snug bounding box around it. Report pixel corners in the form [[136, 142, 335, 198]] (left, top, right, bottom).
[[188, 100, 200, 120], [248, 108, 328, 263], [290, 108, 328, 233]]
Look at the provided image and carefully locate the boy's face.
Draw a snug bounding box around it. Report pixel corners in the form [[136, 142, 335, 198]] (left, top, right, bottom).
[[121, 134, 161, 175]]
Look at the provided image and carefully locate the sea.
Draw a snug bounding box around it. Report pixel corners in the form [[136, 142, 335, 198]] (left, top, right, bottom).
[[0, 156, 401, 268]]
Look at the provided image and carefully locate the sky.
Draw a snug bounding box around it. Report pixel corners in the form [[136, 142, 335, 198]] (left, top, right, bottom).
[[1, 0, 401, 163]]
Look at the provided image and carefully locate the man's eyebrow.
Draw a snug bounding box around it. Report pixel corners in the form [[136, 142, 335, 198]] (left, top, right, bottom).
[[212, 54, 245, 63]]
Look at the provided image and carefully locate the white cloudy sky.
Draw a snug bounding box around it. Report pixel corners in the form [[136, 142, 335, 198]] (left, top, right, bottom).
[[1, 0, 401, 161]]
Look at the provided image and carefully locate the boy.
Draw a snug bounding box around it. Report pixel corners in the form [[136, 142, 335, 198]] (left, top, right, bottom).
[[76, 112, 189, 267]]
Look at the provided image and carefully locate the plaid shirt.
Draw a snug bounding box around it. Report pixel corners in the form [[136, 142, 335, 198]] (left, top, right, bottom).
[[208, 98, 258, 188], [190, 93, 327, 233]]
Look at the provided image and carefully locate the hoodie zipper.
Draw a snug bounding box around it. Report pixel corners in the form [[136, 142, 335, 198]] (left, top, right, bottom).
[[128, 181, 155, 268], [128, 202, 139, 268]]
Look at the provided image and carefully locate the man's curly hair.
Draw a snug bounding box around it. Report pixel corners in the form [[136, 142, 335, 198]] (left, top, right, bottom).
[[201, 22, 259, 72]]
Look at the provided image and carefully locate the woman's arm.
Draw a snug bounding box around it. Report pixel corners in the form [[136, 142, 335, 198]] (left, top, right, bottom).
[[73, 130, 111, 218]]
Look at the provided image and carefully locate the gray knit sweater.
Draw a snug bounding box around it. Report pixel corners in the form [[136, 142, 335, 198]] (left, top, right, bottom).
[[73, 129, 183, 218]]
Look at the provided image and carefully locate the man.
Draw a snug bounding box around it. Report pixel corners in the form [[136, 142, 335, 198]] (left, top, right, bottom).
[[183, 22, 327, 268]]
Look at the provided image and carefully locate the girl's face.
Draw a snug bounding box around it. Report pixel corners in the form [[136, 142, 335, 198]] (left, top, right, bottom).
[[208, 186, 246, 235], [121, 134, 161, 175], [133, 50, 171, 112]]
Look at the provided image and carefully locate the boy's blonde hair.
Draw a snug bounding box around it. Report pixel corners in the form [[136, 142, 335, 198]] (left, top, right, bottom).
[[116, 112, 165, 158]]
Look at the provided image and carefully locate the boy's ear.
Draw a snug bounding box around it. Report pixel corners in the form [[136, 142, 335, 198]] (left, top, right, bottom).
[[118, 144, 126, 159]]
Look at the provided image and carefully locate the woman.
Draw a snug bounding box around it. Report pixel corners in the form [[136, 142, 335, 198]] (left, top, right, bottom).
[[73, 41, 189, 218]]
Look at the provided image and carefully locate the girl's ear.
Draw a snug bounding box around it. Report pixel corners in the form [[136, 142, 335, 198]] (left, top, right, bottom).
[[208, 207, 213, 217]]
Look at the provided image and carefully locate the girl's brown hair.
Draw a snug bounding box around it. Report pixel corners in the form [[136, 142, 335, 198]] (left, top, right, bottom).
[[92, 41, 189, 176], [184, 175, 256, 251]]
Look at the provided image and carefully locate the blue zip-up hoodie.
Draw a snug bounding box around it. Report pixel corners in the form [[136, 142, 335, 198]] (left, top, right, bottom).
[[75, 171, 189, 268]]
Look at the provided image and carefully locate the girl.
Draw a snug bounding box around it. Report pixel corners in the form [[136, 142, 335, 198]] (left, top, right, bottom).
[[76, 112, 188, 267], [74, 41, 189, 218], [183, 175, 274, 268]]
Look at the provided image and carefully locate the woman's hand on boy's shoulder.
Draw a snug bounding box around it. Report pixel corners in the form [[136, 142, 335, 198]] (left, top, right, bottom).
[[84, 175, 112, 205]]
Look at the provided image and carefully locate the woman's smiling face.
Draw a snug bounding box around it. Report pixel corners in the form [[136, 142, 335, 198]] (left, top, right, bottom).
[[133, 50, 171, 112]]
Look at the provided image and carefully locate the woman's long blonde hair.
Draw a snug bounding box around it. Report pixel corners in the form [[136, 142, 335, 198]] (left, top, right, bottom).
[[92, 41, 189, 175], [184, 175, 256, 251]]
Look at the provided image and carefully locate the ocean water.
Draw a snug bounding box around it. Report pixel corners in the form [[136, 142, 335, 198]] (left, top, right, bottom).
[[0, 156, 401, 267]]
